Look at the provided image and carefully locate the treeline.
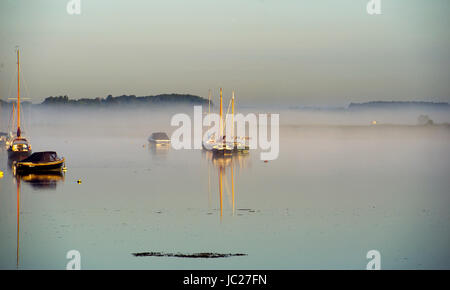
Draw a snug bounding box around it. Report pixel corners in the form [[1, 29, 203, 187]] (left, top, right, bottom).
[[40, 94, 210, 107]]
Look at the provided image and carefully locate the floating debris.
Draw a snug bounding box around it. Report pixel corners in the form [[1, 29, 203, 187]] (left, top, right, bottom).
[[132, 252, 247, 258]]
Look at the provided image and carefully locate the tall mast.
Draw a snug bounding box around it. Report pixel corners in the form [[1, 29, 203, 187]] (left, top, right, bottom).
[[231, 91, 235, 140], [219, 88, 223, 138], [16, 49, 21, 137]]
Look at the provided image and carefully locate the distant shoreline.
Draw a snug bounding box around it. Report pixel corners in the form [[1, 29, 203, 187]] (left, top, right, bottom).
[[348, 101, 450, 110], [0, 94, 211, 108], [1, 97, 449, 111], [289, 101, 450, 111]]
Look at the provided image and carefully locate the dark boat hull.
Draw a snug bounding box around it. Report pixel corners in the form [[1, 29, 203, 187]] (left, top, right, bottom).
[[14, 159, 65, 174], [232, 143, 250, 154], [212, 148, 233, 156]]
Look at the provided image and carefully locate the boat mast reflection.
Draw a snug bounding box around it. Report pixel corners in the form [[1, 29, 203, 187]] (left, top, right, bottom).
[[16, 175, 20, 269], [12, 167, 66, 269], [204, 151, 249, 220]]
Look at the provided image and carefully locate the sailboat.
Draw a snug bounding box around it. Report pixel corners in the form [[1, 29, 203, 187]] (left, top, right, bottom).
[[7, 48, 32, 160], [211, 88, 233, 156], [202, 88, 233, 154]]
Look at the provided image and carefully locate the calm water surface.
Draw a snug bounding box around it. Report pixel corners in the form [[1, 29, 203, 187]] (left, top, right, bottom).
[[0, 109, 449, 269]]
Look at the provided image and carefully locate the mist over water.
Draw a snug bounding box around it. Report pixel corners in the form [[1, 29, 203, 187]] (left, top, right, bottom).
[[0, 105, 449, 269]]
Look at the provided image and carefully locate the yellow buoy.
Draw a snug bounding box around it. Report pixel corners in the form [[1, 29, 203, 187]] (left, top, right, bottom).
[[0, 171, 4, 178], [77, 179, 82, 184]]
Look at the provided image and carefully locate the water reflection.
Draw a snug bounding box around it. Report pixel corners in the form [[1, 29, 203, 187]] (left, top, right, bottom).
[[19, 171, 65, 190], [13, 170, 65, 268], [148, 142, 170, 157], [16, 176, 20, 269], [203, 151, 250, 220]]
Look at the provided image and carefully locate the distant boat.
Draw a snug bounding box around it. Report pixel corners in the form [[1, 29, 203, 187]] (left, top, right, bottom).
[[230, 136, 249, 154], [148, 132, 171, 144], [7, 48, 32, 161], [12, 151, 65, 175], [203, 89, 248, 155]]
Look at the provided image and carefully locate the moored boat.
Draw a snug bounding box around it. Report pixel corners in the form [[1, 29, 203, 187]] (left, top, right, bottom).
[[212, 143, 233, 156], [7, 137, 32, 160], [12, 151, 65, 175], [148, 132, 171, 145]]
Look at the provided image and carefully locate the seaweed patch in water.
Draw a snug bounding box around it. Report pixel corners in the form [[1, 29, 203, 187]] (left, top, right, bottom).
[[132, 252, 247, 258]]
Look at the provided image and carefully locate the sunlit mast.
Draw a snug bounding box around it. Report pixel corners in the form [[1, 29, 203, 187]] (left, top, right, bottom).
[[219, 88, 223, 139], [231, 91, 235, 141], [16, 48, 22, 137]]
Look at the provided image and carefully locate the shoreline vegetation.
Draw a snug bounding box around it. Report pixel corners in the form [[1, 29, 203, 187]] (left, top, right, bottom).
[[0, 94, 210, 108]]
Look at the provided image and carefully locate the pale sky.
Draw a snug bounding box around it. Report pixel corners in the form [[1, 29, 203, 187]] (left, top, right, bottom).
[[0, 0, 449, 106]]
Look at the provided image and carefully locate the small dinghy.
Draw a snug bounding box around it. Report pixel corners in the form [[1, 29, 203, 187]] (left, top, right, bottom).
[[13, 151, 65, 175], [148, 132, 170, 144]]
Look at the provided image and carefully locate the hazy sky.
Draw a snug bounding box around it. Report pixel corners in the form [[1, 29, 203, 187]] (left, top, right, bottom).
[[0, 0, 449, 106]]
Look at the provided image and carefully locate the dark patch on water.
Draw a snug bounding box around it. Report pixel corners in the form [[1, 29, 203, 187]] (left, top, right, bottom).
[[237, 208, 257, 213], [132, 252, 247, 258]]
